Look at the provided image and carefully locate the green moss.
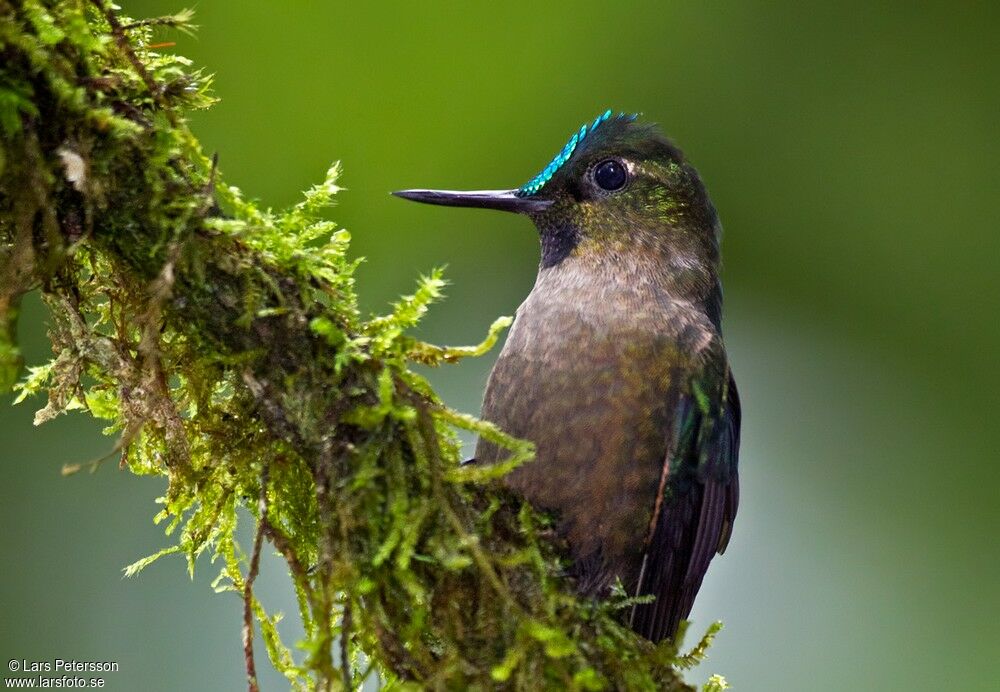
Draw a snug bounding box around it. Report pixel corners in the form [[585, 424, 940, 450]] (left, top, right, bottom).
[[0, 2, 724, 689]]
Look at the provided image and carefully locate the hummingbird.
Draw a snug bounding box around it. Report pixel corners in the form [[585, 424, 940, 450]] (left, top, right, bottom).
[[394, 109, 740, 642]]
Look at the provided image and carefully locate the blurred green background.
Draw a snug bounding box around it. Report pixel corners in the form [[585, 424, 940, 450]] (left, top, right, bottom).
[[2, 2, 998, 690]]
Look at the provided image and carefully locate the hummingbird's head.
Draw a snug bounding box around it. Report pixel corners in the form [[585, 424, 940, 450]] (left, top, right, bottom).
[[395, 109, 720, 272]]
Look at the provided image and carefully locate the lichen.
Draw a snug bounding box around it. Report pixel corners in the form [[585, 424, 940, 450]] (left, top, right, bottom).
[[0, 2, 724, 690]]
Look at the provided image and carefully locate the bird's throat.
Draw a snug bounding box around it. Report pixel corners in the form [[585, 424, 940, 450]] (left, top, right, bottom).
[[537, 220, 580, 269]]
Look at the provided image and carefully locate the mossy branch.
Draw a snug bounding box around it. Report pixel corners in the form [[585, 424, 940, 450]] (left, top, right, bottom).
[[0, 2, 725, 690]]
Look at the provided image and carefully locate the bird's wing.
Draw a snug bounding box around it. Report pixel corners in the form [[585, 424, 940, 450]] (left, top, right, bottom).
[[629, 361, 740, 642]]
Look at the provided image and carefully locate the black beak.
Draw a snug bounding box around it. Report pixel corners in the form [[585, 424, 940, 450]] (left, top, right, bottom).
[[392, 188, 552, 213]]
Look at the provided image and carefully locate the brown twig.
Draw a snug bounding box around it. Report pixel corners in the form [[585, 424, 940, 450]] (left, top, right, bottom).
[[242, 466, 270, 692], [90, 0, 170, 114], [340, 600, 353, 691], [263, 520, 313, 603]]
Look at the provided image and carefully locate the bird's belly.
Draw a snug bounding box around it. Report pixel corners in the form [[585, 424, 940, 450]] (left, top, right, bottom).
[[476, 306, 683, 592]]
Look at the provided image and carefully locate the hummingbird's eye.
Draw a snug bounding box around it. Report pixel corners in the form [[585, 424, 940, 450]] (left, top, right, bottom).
[[592, 159, 628, 192]]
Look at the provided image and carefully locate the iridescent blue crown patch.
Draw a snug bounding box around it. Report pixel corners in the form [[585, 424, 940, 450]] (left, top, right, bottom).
[[516, 109, 637, 197]]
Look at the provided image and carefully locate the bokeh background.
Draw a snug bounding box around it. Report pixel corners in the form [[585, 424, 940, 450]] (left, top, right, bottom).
[[2, 2, 998, 690]]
